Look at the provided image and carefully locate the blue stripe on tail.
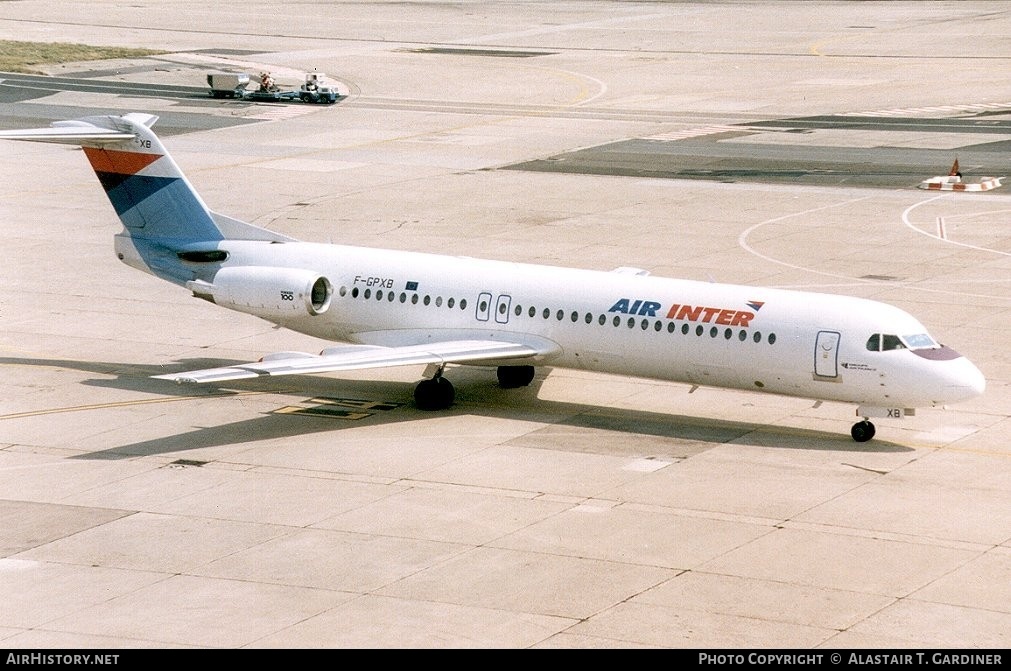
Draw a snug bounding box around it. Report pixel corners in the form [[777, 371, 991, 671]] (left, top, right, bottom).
[[96, 171, 223, 241]]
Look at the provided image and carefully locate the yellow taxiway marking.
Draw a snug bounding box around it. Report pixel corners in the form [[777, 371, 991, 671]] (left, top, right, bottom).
[[0, 390, 274, 421]]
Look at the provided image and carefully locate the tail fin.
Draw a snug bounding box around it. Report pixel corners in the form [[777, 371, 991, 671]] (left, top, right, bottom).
[[81, 114, 226, 242], [1, 113, 293, 243], [0, 113, 292, 283]]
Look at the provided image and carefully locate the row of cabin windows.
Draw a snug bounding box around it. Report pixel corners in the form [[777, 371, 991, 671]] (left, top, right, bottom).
[[494, 301, 778, 345], [343, 285, 469, 310], [339, 287, 777, 345]]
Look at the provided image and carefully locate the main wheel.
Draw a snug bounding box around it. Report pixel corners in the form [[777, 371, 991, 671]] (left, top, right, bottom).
[[414, 376, 455, 410], [850, 420, 876, 442], [497, 365, 536, 388]]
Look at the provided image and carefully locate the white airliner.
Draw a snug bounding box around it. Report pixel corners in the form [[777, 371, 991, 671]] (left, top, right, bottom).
[[0, 113, 986, 442]]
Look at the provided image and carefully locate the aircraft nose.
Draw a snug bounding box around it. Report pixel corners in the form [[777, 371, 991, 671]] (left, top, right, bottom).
[[966, 360, 986, 397], [942, 356, 986, 403]]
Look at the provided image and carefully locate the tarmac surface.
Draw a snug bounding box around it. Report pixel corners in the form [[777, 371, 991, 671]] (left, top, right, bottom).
[[0, 1, 1009, 649]]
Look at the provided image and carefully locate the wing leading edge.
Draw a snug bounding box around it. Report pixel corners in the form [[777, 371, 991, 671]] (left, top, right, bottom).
[[153, 339, 553, 385]]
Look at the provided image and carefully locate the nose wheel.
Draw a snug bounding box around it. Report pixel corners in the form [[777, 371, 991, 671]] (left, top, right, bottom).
[[851, 420, 876, 442]]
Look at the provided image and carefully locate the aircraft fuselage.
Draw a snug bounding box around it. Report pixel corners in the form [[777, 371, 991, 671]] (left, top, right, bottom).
[[116, 235, 985, 412]]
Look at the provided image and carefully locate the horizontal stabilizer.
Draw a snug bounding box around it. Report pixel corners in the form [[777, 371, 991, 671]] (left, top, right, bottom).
[[154, 339, 550, 385], [0, 125, 134, 144], [0, 114, 158, 145]]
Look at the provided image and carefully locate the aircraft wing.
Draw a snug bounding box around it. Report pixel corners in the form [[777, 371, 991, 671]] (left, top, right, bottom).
[[153, 339, 552, 385]]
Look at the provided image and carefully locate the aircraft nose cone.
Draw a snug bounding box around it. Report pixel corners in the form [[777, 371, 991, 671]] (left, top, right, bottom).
[[967, 361, 986, 397], [943, 357, 986, 403]]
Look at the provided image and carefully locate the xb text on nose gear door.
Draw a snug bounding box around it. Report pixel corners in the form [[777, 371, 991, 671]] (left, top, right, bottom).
[[815, 330, 840, 378]]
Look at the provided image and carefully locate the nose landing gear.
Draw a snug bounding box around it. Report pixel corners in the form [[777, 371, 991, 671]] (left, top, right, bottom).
[[851, 420, 876, 443]]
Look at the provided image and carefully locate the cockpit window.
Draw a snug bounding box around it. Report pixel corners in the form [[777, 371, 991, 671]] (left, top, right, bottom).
[[903, 333, 937, 349], [866, 334, 905, 351], [881, 334, 905, 351], [866, 332, 939, 352]]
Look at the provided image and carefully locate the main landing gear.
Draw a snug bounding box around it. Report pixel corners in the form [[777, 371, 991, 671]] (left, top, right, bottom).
[[496, 364, 535, 388], [413, 365, 537, 410], [850, 420, 876, 443], [414, 370, 455, 410]]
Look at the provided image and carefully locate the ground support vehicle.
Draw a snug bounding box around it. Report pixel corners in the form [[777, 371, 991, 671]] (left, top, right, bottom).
[[207, 71, 338, 104]]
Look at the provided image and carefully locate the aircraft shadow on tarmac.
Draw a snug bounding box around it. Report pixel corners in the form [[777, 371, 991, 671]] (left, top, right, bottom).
[[1, 356, 913, 458]]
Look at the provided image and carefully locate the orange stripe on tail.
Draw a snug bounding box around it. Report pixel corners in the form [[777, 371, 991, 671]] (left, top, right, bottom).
[[83, 147, 161, 175]]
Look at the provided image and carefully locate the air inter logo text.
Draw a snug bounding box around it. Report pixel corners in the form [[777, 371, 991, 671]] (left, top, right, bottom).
[[608, 298, 756, 327]]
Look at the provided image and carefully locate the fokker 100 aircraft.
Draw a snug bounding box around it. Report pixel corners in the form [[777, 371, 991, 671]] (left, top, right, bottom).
[[0, 113, 986, 441]]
